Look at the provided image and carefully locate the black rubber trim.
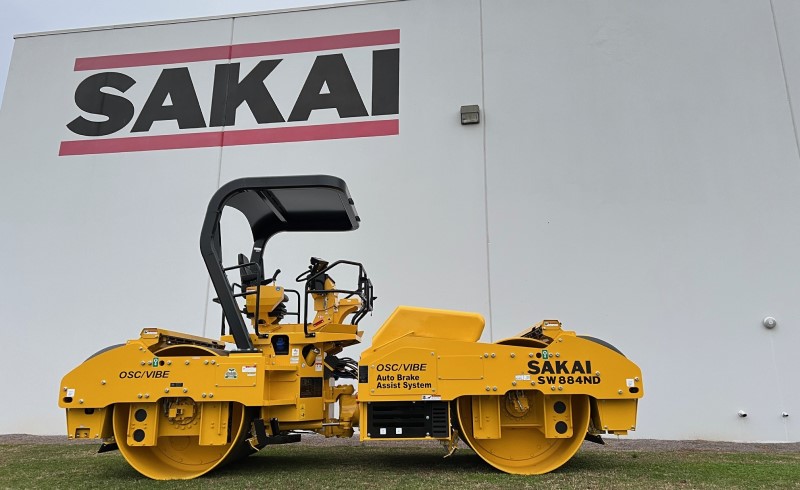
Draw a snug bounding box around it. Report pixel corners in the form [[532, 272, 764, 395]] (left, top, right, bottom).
[[584, 433, 605, 445], [97, 442, 119, 453], [578, 335, 625, 356], [85, 344, 124, 361]]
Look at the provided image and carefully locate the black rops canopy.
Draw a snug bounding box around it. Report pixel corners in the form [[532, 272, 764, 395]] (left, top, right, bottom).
[[199, 175, 360, 351]]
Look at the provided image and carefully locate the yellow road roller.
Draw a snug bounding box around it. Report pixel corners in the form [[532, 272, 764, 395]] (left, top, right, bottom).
[[58, 175, 643, 479]]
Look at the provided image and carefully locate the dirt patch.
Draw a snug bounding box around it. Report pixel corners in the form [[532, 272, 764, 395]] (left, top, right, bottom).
[[583, 438, 800, 454], [0, 434, 97, 445], [2, 433, 798, 453]]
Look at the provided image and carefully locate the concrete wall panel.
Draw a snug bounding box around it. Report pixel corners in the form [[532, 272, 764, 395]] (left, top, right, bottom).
[[481, 0, 800, 440]]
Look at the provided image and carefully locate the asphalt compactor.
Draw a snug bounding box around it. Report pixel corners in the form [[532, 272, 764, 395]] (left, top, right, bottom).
[[59, 176, 644, 479]]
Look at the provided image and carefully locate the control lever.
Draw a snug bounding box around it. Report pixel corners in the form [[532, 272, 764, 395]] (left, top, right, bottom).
[[264, 269, 281, 285]]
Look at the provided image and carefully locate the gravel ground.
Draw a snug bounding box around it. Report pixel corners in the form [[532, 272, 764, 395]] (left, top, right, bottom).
[[2, 433, 798, 453]]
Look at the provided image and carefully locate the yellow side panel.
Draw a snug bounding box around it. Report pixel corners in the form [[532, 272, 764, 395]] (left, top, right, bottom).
[[368, 348, 438, 397], [370, 306, 485, 348], [439, 355, 483, 380], [265, 370, 297, 404], [471, 395, 501, 439], [126, 403, 159, 446], [65, 407, 112, 440], [593, 399, 638, 431], [199, 402, 230, 446], [216, 362, 257, 388], [541, 395, 573, 439]]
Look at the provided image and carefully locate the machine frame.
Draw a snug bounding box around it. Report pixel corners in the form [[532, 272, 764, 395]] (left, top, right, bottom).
[[58, 175, 644, 480]]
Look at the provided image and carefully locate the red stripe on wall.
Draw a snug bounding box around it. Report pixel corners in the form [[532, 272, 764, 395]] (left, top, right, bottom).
[[58, 119, 399, 156], [74, 29, 400, 71]]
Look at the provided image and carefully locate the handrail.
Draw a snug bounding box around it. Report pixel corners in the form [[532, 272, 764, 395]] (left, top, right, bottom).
[[297, 259, 374, 337]]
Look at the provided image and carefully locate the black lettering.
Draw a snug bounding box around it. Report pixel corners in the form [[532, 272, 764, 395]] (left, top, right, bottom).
[[555, 361, 568, 374], [132, 67, 206, 132], [541, 361, 554, 375], [403, 381, 432, 390], [371, 48, 399, 116], [398, 363, 426, 371], [573, 361, 586, 374], [67, 72, 135, 136], [209, 60, 284, 126], [289, 54, 368, 121], [527, 360, 540, 375], [117, 370, 171, 379], [546, 375, 557, 384]]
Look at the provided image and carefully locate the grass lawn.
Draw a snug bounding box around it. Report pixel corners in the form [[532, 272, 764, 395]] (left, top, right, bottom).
[[1, 442, 798, 489]]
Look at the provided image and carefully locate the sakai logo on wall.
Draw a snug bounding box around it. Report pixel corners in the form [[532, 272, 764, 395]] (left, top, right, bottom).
[[59, 30, 400, 156]]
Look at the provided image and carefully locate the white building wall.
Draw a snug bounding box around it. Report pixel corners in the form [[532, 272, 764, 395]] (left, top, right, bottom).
[[0, 18, 233, 433], [0, 0, 797, 440], [480, 0, 799, 441]]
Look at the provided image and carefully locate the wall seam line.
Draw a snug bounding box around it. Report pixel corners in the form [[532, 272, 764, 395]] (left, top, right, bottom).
[[201, 18, 235, 338], [479, 0, 493, 342], [770, 0, 800, 163], [768, 1, 794, 442]]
